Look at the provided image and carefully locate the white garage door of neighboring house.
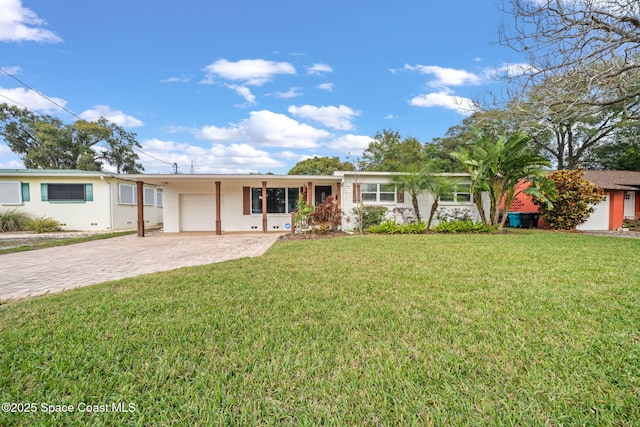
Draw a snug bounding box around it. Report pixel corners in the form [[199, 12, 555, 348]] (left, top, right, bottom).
[[578, 194, 610, 231], [180, 194, 216, 231]]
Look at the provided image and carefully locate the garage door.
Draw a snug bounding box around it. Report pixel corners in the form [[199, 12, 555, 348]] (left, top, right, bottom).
[[180, 194, 216, 231], [578, 194, 609, 231]]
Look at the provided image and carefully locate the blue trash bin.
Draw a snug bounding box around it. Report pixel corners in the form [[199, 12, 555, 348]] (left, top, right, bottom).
[[507, 212, 522, 228]]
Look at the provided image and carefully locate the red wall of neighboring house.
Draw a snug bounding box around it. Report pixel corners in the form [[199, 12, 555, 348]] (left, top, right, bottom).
[[509, 182, 551, 228]]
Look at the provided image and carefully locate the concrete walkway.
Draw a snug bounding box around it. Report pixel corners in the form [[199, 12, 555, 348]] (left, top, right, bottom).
[[0, 233, 280, 302]]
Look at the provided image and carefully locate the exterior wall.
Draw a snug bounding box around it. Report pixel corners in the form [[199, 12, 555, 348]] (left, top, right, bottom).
[[340, 173, 484, 231], [161, 178, 337, 233], [508, 181, 551, 228], [0, 174, 162, 231], [110, 182, 163, 230]]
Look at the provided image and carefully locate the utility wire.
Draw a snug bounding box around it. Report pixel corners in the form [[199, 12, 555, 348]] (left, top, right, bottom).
[[0, 67, 176, 168]]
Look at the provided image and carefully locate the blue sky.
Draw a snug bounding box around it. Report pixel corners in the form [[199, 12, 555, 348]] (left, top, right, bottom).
[[0, 0, 528, 174]]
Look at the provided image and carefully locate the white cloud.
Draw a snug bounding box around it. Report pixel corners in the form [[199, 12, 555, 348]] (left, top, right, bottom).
[[0, 0, 62, 43], [0, 65, 22, 75], [326, 134, 374, 155], [486, 62, 538, 78], [384, 114, 397, 120], [79, 105, 144, 127], [0, 86, 67, 113], [473, 57, 483, 62], [197, 110, 329, 149], [273, 87, 303, 99], [404, 64, 482, 87], [316, 83, 334, 92], [140, 138, 283, 174], [307, 63, 333, 75], [409, 90, 478, 116], [202, 58, 296, 86], [225, 84, 256, 105], [288, 104, 360, 131], [160, 75, 191, 83]]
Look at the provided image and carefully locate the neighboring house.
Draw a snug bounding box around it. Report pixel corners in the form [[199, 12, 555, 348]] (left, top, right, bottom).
[[0, 169, 163, 231], [124, 171, 487, 234], [508, 170, 640, 231]]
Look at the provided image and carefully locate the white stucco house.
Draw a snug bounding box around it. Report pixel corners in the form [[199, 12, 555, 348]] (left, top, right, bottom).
[[0, 169, 163, 231], [122, 171, 487, 234]]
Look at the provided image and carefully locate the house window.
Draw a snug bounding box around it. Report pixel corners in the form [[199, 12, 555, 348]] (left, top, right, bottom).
[[43, 183, 92, 202], [441, 183, 472, 203], [157, 191, 163, 207], [624, 192, 631, 200], [144, 187, 155, 206], [361, 183, 397, 203], [251, 187, 299, 214], [0, 181, 24, 205], [119, 184, 136, 205]]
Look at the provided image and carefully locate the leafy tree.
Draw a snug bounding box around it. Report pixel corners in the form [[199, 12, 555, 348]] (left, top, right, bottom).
[[361, 129, 426, 172], [0, 104, 143, 173], [451, 132, 550, 229], [531, 169, 605, 230], [499, 0, 640, 120], [288, 156, 354, 175], [589, 123, 640, 171]]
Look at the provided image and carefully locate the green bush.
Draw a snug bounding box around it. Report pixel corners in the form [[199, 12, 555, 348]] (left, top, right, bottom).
[[26, 216, 63, 233], [0, 208, 33, 232], [367, 220, 427, 234], [352, 205, 389, 231], [432, 220, 493, 233]]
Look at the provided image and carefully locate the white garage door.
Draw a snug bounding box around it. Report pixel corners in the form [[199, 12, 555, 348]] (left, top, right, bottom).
[[180, 194, 216, 231], [578, 194, 609, 231]]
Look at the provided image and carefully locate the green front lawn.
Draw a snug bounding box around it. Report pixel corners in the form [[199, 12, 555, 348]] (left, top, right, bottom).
[[1, 232, 639, 426]]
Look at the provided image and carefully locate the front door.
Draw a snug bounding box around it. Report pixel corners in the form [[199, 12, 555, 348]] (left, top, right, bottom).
[[624, 192, 636, 219], [314, 186, 332, 205]]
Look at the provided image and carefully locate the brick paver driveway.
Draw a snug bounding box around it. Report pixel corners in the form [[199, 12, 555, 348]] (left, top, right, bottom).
[[0, 233, 280, 302]]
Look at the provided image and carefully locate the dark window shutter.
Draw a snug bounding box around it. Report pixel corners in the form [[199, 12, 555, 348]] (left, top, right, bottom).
[[353, 183, 361, 203], [21, 182, 30, 202], [41, 183, 48, 201], [85, 184, 93, 201], [396, 185, 404, 203], [243, 187, 250, 215]]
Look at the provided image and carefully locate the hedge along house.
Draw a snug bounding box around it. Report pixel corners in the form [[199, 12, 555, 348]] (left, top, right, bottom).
[[0, 169, 163, 232], [126, 171, 486, 234]]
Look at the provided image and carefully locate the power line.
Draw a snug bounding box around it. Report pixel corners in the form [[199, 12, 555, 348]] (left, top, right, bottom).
[[0, 67, 83, 120], [0, 67, 176, 168]]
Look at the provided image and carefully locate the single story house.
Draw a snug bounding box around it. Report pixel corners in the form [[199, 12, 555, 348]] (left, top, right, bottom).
[[0, 169, 163, 232], [123, 171, 488, 234], [508, 170, 640, 231]]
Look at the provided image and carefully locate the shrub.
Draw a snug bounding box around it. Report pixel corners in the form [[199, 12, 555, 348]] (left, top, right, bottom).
[[434, 207, 474, 223], [367, 220, 427, 234], [352, 205, 389, 231], [26, 216, 63, 233], [531, 169, 605, 230], [0, 208, 32, 232], [432, 220, 493, 233], [293, 197, 314, 229], [310, 195, 342, 231]]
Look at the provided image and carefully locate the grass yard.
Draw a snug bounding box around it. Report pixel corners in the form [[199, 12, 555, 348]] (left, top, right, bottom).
[[0, 232, 639, 426]]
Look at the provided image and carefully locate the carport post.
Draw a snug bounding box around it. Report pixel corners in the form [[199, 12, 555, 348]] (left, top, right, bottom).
[[262, 181, 268, 233], [307, 182, 313, 205], [215, 181, 222, 235], [136, 180, 145, 237]]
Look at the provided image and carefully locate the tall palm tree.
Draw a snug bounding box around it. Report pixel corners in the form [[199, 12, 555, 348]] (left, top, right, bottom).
[[451, 132, 550, 230], [392, 166, 430, 223], [424, 175, 458, 230]]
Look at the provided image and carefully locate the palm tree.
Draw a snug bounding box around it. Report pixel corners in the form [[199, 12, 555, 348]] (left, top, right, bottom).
[[392, 166, 430, 223], [451, 132, 550, 230], [424, 175, 458, 230]]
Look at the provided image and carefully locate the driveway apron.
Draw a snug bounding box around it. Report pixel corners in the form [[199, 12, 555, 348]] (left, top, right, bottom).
[[0, 233, 280, 301]]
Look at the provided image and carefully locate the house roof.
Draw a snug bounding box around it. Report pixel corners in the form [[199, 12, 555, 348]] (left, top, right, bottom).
[[0, 169, 112, 177], [582, 170, 640, 191]]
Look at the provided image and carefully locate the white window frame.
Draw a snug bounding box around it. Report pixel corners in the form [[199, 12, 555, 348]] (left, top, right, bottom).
[[441, 183, 472, 204], [0, 181, 22, 205], [119, 183, 136, 205], [156, 191, 163, 207], [361, 183, 396, 203]]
